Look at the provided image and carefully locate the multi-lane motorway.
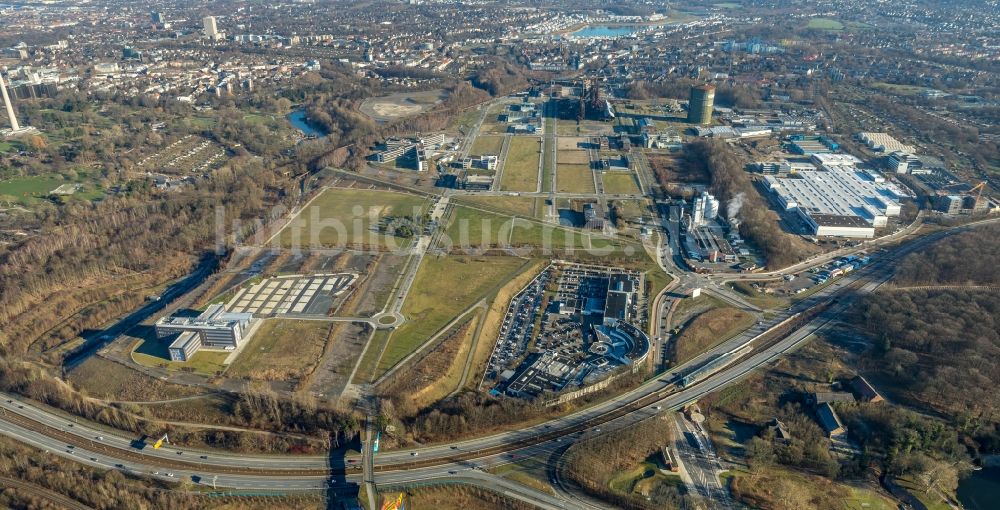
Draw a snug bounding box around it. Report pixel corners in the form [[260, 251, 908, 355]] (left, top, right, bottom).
[[1, 217, 995, 510]]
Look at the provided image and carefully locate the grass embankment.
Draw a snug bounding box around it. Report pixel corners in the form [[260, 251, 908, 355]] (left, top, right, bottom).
[[379, 312, 481, 410], [672, 307, 755, 364], [372, 256, 532, 379], [464, 259, 548, 391]]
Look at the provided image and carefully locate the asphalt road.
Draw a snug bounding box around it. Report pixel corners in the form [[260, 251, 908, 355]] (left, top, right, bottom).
[[2, 216, 993, 508]]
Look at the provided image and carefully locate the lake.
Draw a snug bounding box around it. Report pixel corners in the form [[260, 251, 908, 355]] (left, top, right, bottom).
[[287, 109, 326, 137], [569, 25, 645, 39], [958, 467, 1000, 510]]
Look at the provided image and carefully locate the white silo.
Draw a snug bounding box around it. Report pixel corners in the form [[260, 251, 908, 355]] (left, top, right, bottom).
[[704, 192, 720, 220]]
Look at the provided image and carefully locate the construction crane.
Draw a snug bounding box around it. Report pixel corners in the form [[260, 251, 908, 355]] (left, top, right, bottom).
[[152, 433, 169, 449], [964, 181, 988, 210]]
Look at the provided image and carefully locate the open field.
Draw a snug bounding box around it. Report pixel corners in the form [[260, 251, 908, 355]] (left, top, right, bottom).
[[131, 338, 230, 376], [359, 88, 447, 122], [0, 173, 102, 205], [0, 175, 66, 199], [558, 149, 591, 165], [444, 205, 616, 251], [556, 164, 596, 193], [453, 195, 540, 218], [373, 255, 532, 378], [278, 188, 430, 249], [672, 307, 754, 364], [68, 356, 203, 402], [556, 136, 588, 151], [807, 18, 844, 30], [470, 135, 504, 156], [500, 136, 541, 192], [612, 199, 650, 219], [226, 320, 332, 383], [602, 172, 641, 194]]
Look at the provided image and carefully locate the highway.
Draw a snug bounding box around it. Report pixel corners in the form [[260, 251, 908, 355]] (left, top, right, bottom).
[[3, 146, 994, 510]]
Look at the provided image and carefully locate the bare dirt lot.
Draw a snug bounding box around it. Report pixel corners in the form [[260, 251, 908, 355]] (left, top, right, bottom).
[[359, 89, 448, 122]]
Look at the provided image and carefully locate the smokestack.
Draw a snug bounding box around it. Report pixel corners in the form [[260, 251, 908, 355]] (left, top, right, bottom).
[[0, 72, 20, 132]]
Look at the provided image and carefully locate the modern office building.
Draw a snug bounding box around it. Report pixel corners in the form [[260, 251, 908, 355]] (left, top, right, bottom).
[[687, 84, 716, 125], [151, 11, 164, 24], [155, 304, 254, 361], [168, 332, 202, 362]]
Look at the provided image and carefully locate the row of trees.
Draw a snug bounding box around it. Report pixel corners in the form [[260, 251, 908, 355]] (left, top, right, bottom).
[[686, 139, 814, 268]]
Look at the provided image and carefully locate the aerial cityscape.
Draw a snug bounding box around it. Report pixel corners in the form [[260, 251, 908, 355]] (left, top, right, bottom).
[[0, 1, 998, 509]]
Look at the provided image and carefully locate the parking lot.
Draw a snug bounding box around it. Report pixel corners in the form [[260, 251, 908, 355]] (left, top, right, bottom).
[[226, 273, 358, 317], [485, 267, 552, 382]]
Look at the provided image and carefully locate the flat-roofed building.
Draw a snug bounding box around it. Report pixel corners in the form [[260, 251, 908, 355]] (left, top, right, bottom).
[[764, 155, 902, 238], [155, 304, 253, 350], [168, 332, 202, 362], [858, 132, 916, 154]]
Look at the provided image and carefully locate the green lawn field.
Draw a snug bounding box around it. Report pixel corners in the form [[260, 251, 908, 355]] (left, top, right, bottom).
[[279, 188, 430, 249], [556, 164, 596, 193], [470, 135, 504, 156], [500, 137, 541, 192], [373, 255, 533, 378], [602, 172, 641, 194]]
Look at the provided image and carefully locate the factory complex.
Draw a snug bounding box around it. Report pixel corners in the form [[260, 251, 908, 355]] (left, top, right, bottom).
[[763, 154, 907, 238]]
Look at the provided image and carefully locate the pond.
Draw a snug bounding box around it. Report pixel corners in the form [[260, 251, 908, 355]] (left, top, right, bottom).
[[569, 25, 645, 39], [958, 467, 1000, 510], [287, 109, 326, 137]]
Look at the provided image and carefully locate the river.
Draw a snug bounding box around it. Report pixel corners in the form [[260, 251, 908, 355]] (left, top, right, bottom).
[[958, 467, 1000, 510], [287, 109, 326, 137]]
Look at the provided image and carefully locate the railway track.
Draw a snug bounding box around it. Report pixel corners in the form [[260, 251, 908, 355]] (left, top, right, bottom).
[[2, 220, 990, 482], [0, 264, 898, 480]]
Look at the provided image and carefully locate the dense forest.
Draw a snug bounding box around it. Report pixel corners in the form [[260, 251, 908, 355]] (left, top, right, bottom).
[[862, 290, 1000, 453], [893, 224, 1000, 285], [860, 224, 1000, 455], [563, 418, 693, 510]]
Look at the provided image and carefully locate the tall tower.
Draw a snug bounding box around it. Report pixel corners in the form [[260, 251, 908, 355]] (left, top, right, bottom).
[[0, 72, 20, 132], [202, 16, 218, 38], [687, 84, 716, 125]]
